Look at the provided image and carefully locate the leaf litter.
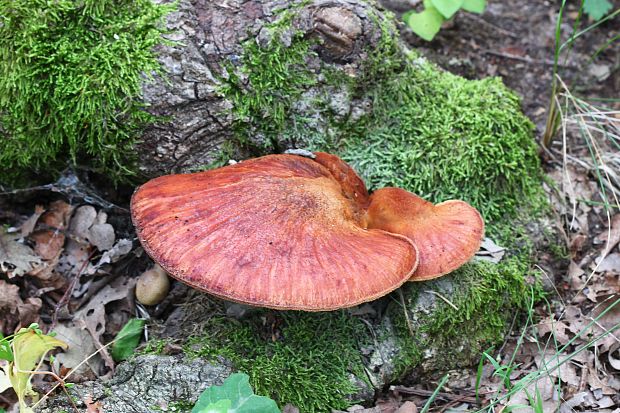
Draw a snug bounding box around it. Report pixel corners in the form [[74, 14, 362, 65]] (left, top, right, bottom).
[[0, 189, 136, 410]]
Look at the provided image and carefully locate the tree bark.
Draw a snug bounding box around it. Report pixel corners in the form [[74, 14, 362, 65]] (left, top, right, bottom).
[[137, 0, 398, 177]]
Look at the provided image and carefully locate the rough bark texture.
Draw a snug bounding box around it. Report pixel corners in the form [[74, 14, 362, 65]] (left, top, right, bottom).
[[38, 355, 232, 412], [138, 0, 395, 177]]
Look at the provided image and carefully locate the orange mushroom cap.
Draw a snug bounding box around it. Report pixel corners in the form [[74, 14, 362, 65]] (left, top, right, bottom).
[[131, 154, 418, 311], [364, 187, 484, 281]]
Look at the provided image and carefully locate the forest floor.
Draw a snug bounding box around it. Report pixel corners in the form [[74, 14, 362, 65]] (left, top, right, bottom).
[[0, 1, 619, 412], [358, 1, 620, 412]]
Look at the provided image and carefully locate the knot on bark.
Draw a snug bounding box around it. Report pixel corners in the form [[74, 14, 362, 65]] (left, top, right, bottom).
[[311, 7, 363, 62]]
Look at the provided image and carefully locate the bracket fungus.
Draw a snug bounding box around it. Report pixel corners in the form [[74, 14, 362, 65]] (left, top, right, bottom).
[[131, 153, 483, 311]]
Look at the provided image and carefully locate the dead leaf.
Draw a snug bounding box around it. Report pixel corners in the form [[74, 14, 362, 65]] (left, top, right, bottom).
[[68, 207, 115, 251], [475, 238, 506, 263], [88, 223, 115, 252], [56, 239, 92, 282], [595, 214, 620, 255], [84, 394, 103, 413], [52, 322, 102, 381], [567, 260, 585, 290], [506, 374, 560, 412], [0, 280, 42, 334], [536, 317, 570, 344], [594, 253, 620, 273], [585, 365, 617, 395], [0, 229, 41, 278], [534, 351, 580, 387], [608, 342, 620, 370], [94, 239, 133, 268], [395, 401, 418, 413], [596, 396, 615, 408], [569, 234, 588, 254], [19, 206, 45, 238], [39, 200, 72, 230], [69, 206, 97, 241], [559, 391, 594, 413], [31, 230, 64, 261], [69, 276, 136, 377]]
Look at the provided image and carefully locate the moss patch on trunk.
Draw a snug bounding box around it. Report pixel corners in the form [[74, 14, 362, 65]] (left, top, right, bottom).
[[0, 0, 173, 186], [219, 9, 543, 222]]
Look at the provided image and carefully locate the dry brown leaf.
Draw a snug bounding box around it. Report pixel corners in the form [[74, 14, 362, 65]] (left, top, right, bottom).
[[0, 229, 42, 278], [394, 401, 418, 413], [595, 213, 620, 255], [94, 239, 133, 268], [69, 206, 97, 241], [536, 317, 571, 344], [569, 234, 587, 255], [585, 365, 617, 395], [530, 347, 580, 389], [84, 394, 103, 413], [559, 391, 595, 413], [594, 253, 620, 273], [53, 322, 102, 381], [28, 255, 68, 291], [68, 277, 136, 376], [68, 206, 116, 251], [608, 342, 620, 370], [31, 229, 65, 261], [475, 238, 506, 263], [0, 280, 42, 334], [19, 205, 45, 237], [563, 302, 620, 353], [56, 238, 93, 281], [88, 222, 115, 251], [596, 396, 616, 409], [568, 261, 585, 290], [506, 374, 560, 413], [39, 200, 72, 230]]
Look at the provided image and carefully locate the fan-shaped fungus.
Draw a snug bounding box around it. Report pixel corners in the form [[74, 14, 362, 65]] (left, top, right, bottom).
[[130, 152, 483, 311], [131, 154, 418, 311]]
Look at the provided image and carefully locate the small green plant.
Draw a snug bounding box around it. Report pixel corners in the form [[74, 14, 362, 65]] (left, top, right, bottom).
[[110, 318, 145, 362], [0, 324, 68, 413], [542, 0, 619, 147], [404, 0, 486, 41], [584, 0, 614, 21], [192, 373, 280, 413]]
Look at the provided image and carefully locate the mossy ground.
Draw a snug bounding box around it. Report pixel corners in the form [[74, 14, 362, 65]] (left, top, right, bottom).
[[0, 0, 173, 187], [184, 308, 371, 412]]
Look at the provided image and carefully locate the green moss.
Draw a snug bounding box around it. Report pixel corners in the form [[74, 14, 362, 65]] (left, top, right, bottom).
[[0, 0, 174, 186], [138, 338, 170, 356], [337, 68, 543, 221], [219, 10, 316, 153], [388, 248, 544, 378], [185, 309, 371, 412], [220, 9, 543, 222], [331, 15, 543, 221]]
